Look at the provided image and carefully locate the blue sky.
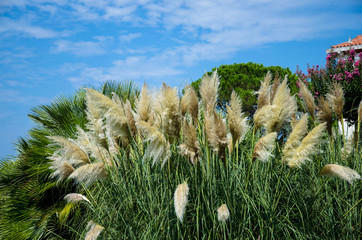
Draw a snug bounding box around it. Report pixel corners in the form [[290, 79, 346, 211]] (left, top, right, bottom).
[[0, 0, 361, 158]]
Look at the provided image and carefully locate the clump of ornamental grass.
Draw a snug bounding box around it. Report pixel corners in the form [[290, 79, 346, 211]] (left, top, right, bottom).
[[174, 182, 189, 223], [318, 164, 361, 184], [69, 162, 108, 187], [155, 83, 181, 142], [179, 121, 200, 165], [227, 91, 249, 151], [317, 96, 333, 136], [200, 70, 219, 112], [180, 86, 199, 123], [298, 80, 316, 119], [282, 114, 309, 163], [217, 204, 230, 223], [252, 132, 277, 162], [287, 123, 326, 168], [64, 193, 91, 204], [85, 220, 104, 240], [137, 120, 170, 167]]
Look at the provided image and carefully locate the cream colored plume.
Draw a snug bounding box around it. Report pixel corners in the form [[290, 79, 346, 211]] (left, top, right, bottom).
[[179, 121, 200, 165], [200, 70, 219, 112], [134, 83, 153, 123], [227, 91, 249, 149], [155, 83, 181, 141], [252, 132, 277, 162], [204, 111, 227, 158], [298, 80, 315, 119], [49, 160, 74, 182], [85, 220, 104, 240], [69, 162, 108, 187], [317, 97, 333, 136], [287, 123, 326, 168], [180, 86, 199, 123], [256, 71, 271, 110], [64, 193, 90, 204], [137, 121, 170, 167], [124, 99, 137, 137], [270, 73, 281, 102], [282, 114, 309, 163], [327, 82, 344, 120], [254, 76, 296, 133], [174, 182, 189, 223], [318, 164, 361, 184], [217, 204, 230, 223], [85, 92, 105, 144], [48, 136, 89, 166]]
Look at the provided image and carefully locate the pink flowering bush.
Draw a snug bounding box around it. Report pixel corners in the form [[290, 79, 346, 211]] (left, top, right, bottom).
[[296, 49, 362, 123]]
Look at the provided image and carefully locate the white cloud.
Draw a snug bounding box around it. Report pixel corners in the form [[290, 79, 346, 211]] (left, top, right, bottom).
[[0, 88, 50, 105], [119, 33, 142, 42], [52, 39, 110, 56], [0, 17, 64, 38]]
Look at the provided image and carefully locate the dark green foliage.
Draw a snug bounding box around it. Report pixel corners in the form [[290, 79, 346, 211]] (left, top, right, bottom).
[[191, 62, 299, 113]]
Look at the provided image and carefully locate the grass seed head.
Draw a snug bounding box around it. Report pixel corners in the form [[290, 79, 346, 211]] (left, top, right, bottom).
[[318, 164, 361, 184], [85, 220, 104, 240], [200, 70, 219, 112], [179, 121, 200, 165], [326, 82, 344, 120], [64, 193, 90, 204], [298, 80, 316, 119], [174, 182, 189, 223], [217, 204, 230, 223], [69, 162, 108, 187], [256, 71, 271, 110], [252, 132, 277, 162], [180, 86, 199, 123]]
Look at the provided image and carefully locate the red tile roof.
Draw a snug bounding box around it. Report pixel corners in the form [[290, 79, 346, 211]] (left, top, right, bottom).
[[332, 35, 362, 48]]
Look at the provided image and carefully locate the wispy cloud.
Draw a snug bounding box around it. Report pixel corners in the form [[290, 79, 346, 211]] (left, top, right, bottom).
[[52, 37, 112, 56], [0, 17, 65, 38], [0, 88, 50, 105], [119, 33, 142, 43]]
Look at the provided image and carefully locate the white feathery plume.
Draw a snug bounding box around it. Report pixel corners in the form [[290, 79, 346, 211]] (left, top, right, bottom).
[[179, 121, 200, 165], [255, 71, 272, 110], [287, 123, 326, 168], [64, 193, 91, 204], [49, 160, 74, 182], [282, 114, 309, 163], [200, 70, 219, 112], [217, 204, 230, 223], [252, 132, 277, 162], [134, 83, 154, 123], [174, 182, 189, 223], [85, 220, 104, 240], [69, 162, 108, 187], [180, 86, 199, 123], [137, 121, 171, 167], [318, 164, 361, 184]]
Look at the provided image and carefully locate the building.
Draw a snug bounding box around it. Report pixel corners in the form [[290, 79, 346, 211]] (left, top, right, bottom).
[[326, 35, 362, 61]]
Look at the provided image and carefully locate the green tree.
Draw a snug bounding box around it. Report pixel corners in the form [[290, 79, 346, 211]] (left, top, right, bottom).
[[191, 62, 299, 113]]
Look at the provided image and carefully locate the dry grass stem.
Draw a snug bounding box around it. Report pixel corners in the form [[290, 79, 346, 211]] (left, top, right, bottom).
[[282, 114, 309, 163], [252, 132, 277, 162], [200, 70, 219, 112], [179, 121, 200, 165], [298, 80, 316, 119], [287, 123, 326, 168], [64, 193, 90, 204], [174, 182, 189, 223], [85, 220, 104, 240], [318, 164, 361, 184], [217, 204, 230, 223], [358, 100, 362, 122]]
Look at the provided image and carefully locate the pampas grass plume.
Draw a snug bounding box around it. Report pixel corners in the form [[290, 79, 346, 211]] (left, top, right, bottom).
[[318, 164, 361, 184], [256, 71, 271, 110], [288, 123, 326, 168], [180, 86, 199, 123], [174, 182, 189, 222], [64, 193, 90, 204], [69, 162, 108, 187], [298, 80, 316, 119], [327, 82, 344, 120], [200, 70, 219, 112], [252, 132, 277, 162], [135, 83, 153, 123], [317, 96, 333, 136], [179, 121, 200, 165], [48, 136, 89, 165], [217, 204, 230, 223], [85, 220, 104, 240]]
